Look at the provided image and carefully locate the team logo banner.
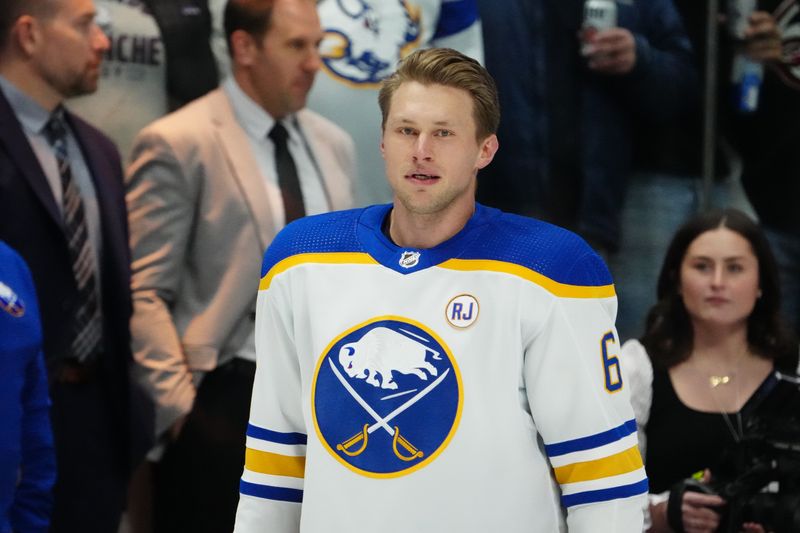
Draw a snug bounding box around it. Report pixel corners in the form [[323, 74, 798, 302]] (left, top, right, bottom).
[[312, 316, 462, 477], [318, 0, 422, 87]]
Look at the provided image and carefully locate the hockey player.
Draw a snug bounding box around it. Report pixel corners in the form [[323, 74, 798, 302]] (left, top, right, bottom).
[[234, 47, 648, 532]]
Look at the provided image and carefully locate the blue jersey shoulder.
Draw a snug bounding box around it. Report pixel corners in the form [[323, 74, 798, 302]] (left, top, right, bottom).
[[466, 208, 613, 287], [0, 241, 35, 289], [260, 208, 365, 277]]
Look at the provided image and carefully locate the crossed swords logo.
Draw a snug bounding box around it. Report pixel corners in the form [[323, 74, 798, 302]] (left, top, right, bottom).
[[328, 359, 451, 462]]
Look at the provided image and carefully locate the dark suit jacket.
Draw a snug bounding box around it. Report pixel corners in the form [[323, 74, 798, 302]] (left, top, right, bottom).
[[0, 90, 151, 468]]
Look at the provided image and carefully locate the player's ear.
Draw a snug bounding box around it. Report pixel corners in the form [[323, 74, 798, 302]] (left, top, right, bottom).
[[475, 134, 498, 170]]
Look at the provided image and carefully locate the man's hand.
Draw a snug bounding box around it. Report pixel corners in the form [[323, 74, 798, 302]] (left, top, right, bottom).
[[743, 11, 782, 63], [582, 28, 637, 74]]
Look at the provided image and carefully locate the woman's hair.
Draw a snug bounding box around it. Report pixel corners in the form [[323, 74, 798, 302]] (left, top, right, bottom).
[[641, 208, 796, 369]]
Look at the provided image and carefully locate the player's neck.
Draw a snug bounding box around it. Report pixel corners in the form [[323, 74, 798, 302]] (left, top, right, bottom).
[[388, 202, 475, 249]]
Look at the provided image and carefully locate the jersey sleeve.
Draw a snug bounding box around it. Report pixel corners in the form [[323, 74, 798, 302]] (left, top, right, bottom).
[[523, 255, 647, 531], [233, 268, 305, 533], [8, 250, 55, 533]]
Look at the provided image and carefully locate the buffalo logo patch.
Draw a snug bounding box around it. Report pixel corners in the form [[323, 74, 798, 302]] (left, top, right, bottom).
[[312, 316, 462, 477]]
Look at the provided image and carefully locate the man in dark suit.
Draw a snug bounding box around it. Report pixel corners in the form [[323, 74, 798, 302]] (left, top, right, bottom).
[[0, 1, 152, 531]]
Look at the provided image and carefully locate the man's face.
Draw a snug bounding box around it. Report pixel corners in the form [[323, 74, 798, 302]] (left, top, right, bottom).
[[33, 0, 109, 99], [248, 0, 323, 119], [380, 81, 497, 218]]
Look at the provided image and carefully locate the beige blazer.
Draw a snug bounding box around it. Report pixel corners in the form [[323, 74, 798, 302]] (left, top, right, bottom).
[[126, 88, 355, 435]]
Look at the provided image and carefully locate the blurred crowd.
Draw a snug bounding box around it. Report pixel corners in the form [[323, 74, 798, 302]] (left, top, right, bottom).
[[1, 0, 798, 532]]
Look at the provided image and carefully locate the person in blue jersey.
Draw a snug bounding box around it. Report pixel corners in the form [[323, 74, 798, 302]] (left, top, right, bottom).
[[234, 47, 647, 532], [0, 241, 55, 533]]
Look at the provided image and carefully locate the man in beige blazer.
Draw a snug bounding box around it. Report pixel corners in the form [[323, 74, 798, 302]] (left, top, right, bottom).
[[125, 0, 355, 531]]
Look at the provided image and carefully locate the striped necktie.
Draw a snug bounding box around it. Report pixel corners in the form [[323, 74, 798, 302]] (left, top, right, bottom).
[[269, 122, 306, 224], [43, 109, 102, 362]]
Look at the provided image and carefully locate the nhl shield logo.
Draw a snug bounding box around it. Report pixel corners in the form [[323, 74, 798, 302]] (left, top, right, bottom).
[[0, 281, 25, 317], [312, 316, 462, 477], [398, 251, 420, 269]]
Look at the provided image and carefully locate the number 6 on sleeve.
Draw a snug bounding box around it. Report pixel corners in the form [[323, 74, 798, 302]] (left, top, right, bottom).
[[601, 331, 623, 393]]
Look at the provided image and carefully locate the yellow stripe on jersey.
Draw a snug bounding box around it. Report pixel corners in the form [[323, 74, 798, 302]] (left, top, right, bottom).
[[245, 448, 306, 478], [260, 253, 378, 290], [260, 254, 614, 298], [438, 259, 616, 298], [553, 445, 643, 484]]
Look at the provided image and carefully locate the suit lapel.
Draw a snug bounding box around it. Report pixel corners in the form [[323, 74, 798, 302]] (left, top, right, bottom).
[[0, 91, 63, 228], [209, 89, 274, 252]]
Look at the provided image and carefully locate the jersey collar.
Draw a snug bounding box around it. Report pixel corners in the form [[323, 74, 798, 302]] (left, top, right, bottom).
[[356, 202, 499, 274]]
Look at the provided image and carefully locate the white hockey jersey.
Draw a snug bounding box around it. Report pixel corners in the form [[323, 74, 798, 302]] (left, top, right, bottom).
[[234, 204, 648, 532]]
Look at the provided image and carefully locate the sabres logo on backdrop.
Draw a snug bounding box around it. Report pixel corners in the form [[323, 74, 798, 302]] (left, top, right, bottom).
[[313, 317, 462, 477], [317, 0, 422, 87]]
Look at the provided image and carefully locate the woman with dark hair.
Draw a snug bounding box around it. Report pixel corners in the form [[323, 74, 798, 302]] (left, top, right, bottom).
[[621, 208, 798, 533]]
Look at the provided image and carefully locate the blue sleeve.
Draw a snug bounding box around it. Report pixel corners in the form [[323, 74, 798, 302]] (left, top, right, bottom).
[[10, 349, 55, 533], [5, 247, 55, 533]]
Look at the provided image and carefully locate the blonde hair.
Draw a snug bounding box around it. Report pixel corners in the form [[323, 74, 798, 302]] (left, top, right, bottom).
[[378, 48, 500, 140]]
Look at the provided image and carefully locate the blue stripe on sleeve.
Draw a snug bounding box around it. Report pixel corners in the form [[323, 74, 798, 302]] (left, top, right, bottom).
[[247, 423, 307, 445], [433, 0, 479, 40], [561, 478, 649, 508], [545, 419, 637, 457], [240, 480, 303, 503]]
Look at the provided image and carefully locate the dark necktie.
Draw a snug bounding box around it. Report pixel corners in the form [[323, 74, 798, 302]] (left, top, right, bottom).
[[269, 122, 306, 224], [44, 109, 102, 362]]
